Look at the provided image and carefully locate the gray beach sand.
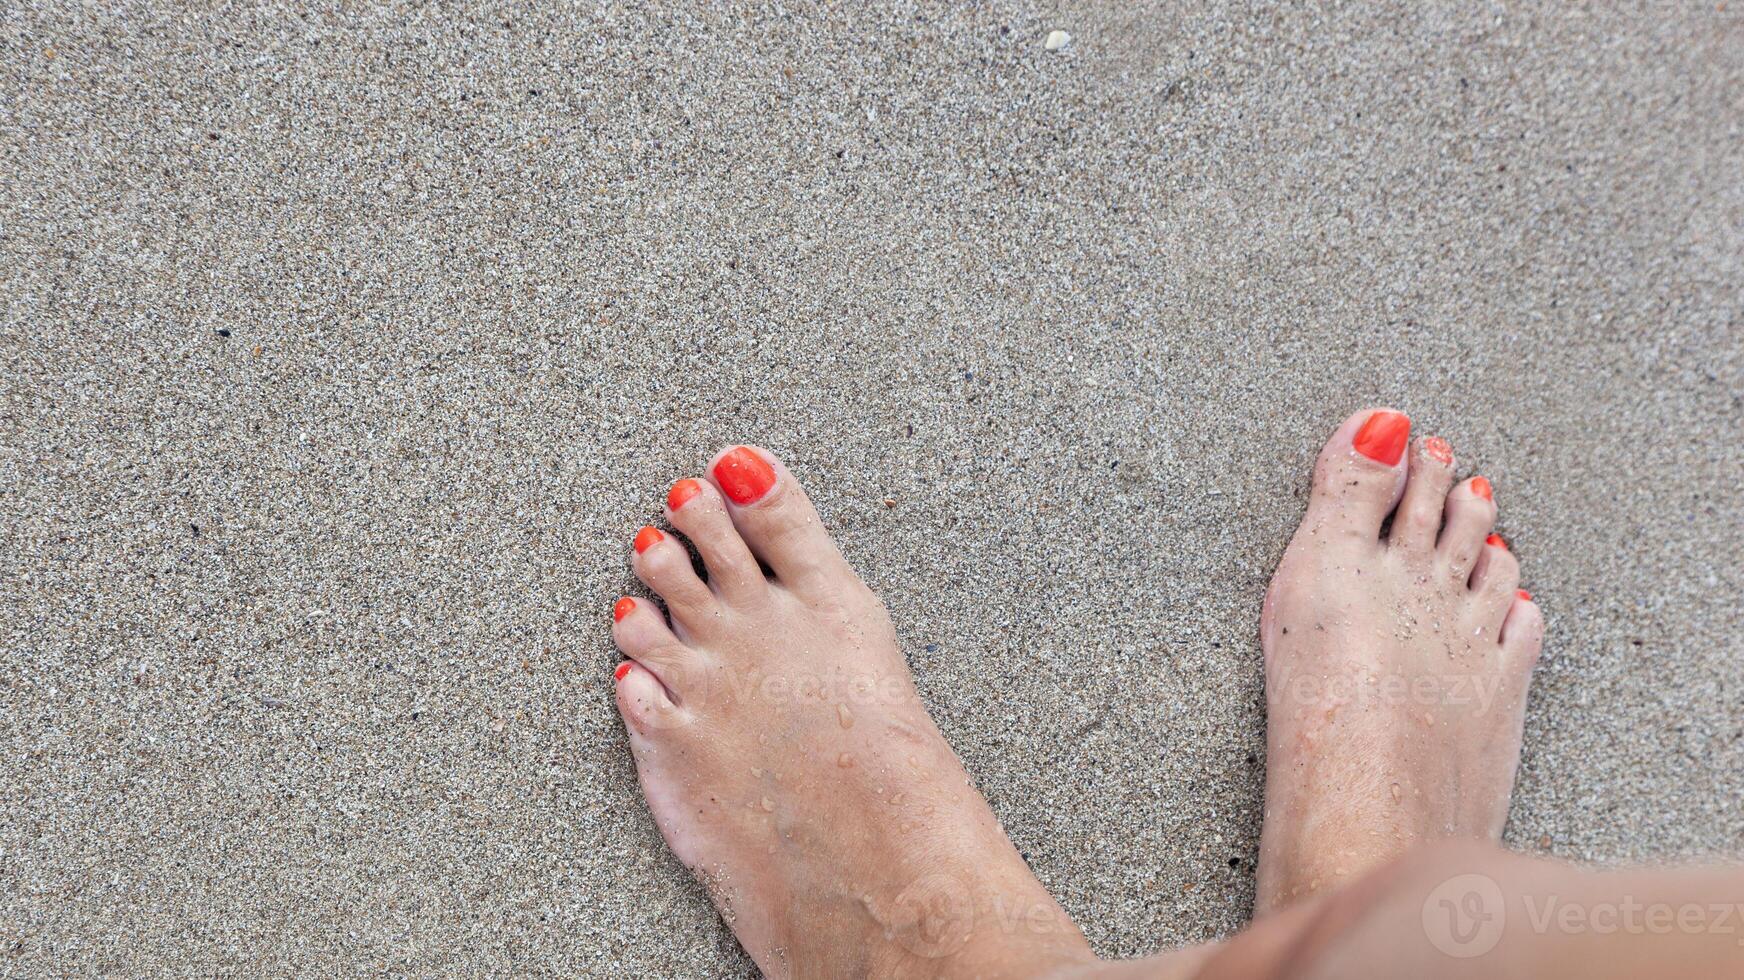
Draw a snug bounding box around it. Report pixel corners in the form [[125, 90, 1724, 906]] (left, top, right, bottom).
[[3, 2, 1741, 974]]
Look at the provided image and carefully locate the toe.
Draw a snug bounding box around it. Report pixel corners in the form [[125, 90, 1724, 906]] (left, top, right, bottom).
[[612, 595, 698, 679], [1499, 591, 1544, 666], [1437, 476, 1498, 583], [613, 659, 686, 734], [664, 478, 767, 605], [1389, 435, 1457, 553], [631, 524, 718, 628], [1303, 408, 1412, 543], [706, 446, 856, 598], [1467, 540, 1521, 636]]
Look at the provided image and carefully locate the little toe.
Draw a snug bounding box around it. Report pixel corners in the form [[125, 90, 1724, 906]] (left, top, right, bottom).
[[631, 524, 718, 629], [665, 478, 767, 605], [706, 446, 856, 598], [1303, 408, 1412, 543], [612, 595, 697, 679], [1467, 540, 1521, 636], [613, 659, 686, 734], [1437, 476, 1498, 582], [1389, 435, 1457, 553], [1499, 591, 1545, 666]]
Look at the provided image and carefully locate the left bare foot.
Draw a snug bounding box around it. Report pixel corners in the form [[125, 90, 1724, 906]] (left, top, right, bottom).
[[611, 446, 1094, 978]]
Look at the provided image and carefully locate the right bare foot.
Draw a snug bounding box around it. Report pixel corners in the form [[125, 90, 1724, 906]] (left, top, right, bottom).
[[1256, 409, 1545, 913]]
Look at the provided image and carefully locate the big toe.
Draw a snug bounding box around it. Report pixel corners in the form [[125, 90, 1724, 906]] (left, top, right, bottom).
[[1302, 408, 1412, 543], [707, 446, 858, 600]]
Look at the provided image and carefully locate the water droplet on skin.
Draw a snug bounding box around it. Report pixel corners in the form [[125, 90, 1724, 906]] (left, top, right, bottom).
[[838, 704, 854, 729]]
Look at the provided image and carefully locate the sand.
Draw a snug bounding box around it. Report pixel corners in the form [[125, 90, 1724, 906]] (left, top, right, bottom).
[[3, 1, 1741, 974]]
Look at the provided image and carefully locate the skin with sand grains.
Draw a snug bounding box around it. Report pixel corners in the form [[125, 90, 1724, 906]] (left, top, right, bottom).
[[1255, 409, 1541, 911], [606, 414, 1546, 976], [611, 445, 1095, 977]]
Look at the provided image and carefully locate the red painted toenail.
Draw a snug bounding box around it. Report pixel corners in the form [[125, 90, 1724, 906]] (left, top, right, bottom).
[[614, 661, 633, 681], [667, 478, 705, 511], [613, 597, 636, 621], [1424, 436, 1454, 465], [1516, 589, 1532, 601], [1486, 533, 1507, 549], [713, 447, 776, 504], [1470, 476, 1493, 501], [1352, 411, 1410, 466], [633, 526, 664, 553]]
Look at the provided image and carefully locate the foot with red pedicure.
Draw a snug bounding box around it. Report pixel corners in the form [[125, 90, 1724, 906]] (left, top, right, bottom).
[[610, 446, 1093, 978], [1257, 408, 1544, 912]]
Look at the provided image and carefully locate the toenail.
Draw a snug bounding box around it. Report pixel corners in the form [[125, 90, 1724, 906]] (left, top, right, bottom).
[[633, 526, 665, 553], [613, 596, 636, 621], [614, 661, 633, 681], [1352, 411, 1410, 465], [1470, 476, 1493, 501], [713, 447, 777, 504], [667, 478, 705, 511], [1424, 436, 1454, 465], [1516, 589, 1532, 601], [1486, 533, 1507, 549]]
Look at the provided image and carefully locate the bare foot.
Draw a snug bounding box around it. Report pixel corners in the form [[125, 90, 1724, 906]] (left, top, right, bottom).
[[1256, 409, 1545, 913], [611, 447, 1094, 978]]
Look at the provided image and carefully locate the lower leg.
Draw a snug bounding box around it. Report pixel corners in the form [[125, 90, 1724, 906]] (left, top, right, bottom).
[[1055, 843, 1744, 980], [1282, 842, 1744, 980]]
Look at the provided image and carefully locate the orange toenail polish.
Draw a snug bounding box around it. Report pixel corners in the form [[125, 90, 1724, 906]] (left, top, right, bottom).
[[668, 478, 704, 511], [713, 447, 777, 505], [614, 661, 633, 681], [1470, 476, 1493, 501], [1516, 589, 1532, 601], [633, 526, 664, 553], [1352, 411, 1410, 466], [1486, 533, 1507, 549], [613, 596, 636, 621], [1424, 436, 1454, 465]]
